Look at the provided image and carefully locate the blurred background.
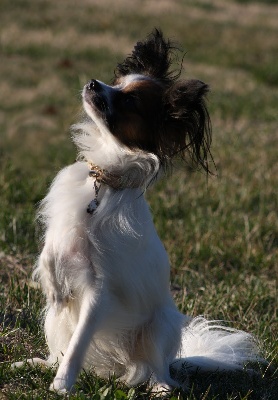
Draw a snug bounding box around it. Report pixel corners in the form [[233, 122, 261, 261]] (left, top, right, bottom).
[[0, 0, 277, 397], [1, 0, 277, 169]]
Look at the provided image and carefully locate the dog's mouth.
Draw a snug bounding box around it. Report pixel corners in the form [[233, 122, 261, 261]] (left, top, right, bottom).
[[83, 92, 108, 114]]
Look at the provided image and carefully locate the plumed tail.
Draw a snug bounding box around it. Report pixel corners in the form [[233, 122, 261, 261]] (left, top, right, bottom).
[[171, 317, 265, 376]]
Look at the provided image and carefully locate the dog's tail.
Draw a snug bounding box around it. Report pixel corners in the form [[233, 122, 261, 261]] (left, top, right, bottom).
[[171, 316, 265, 377]]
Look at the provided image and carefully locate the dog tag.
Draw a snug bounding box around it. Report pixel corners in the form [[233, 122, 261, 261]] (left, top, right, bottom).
[[87, 173, 101, 214], [87, 198, 99, 214]]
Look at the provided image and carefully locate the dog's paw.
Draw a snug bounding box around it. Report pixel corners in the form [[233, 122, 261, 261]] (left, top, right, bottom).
[[11, 358, 51, 369], [50, 377, 76, 394], [11, 361, 26, 369], [50, 378, 68, 393], [151, 383, 172, 398]]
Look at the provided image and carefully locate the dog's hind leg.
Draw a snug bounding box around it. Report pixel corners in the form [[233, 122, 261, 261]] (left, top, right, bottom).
[[146, 306, 186, 393], [35, 246, 69, 314], [49, 287, 106, 393]]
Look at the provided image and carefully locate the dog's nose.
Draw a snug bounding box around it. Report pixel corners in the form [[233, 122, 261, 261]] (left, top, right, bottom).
[[87, 79, 101, 92]]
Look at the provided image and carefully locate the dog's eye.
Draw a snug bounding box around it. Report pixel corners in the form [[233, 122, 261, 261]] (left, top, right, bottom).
[[124, 95, 138, 112]]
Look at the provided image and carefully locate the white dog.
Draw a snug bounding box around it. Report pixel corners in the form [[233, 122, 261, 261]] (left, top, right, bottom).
[[14, 29, 263, 394]]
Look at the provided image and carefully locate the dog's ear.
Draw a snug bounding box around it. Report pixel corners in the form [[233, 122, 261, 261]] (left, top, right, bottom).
[[162, 79, 212, 172], [114, 29, 179, 84]]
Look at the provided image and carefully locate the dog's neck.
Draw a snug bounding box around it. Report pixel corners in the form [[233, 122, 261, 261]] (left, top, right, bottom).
[[86, 161, 149, 214], [87, 162, 144, 190], [72, 121, 162, 189]]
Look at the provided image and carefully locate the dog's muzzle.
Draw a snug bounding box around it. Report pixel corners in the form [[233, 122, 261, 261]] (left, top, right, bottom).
[[83, 79, 109, 114]]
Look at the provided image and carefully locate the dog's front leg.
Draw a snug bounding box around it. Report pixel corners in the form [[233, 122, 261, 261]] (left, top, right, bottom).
[[50, 287, 105, 393]]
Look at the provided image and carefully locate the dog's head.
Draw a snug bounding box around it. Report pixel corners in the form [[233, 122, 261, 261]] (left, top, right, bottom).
[[83, 29, 212, 171]]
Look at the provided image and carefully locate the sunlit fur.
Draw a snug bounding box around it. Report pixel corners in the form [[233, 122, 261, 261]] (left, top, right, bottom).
[[13, 30, 264, 394]]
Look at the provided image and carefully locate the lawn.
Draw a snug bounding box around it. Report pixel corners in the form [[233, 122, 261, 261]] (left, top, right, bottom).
[[0, 0, 277, 398]]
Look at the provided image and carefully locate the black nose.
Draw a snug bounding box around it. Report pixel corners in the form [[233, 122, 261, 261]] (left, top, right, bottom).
[[87, 79, 101, 92]]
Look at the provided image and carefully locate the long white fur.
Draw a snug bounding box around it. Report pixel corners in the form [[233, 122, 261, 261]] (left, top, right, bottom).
[[14, 79, 263, 393]]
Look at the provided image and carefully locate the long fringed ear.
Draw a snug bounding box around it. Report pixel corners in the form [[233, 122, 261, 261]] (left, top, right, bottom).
[[162, 79, 212, 172], [114, 28, 180, 84]]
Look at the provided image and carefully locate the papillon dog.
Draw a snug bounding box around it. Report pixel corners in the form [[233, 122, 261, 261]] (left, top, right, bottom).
[[14, 29, 263, 394]]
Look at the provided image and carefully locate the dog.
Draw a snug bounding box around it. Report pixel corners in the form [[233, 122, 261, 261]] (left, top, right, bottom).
[[13, 29, 263, 394]]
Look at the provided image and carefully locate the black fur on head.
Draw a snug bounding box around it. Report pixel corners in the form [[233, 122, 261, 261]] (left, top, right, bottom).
[[162, 79, 212, 173], [114, 28, 180, 85], [114, 29, 213, 173]]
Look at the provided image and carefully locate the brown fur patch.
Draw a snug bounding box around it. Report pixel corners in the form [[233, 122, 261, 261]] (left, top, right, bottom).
[[111, 80, 164, 153]]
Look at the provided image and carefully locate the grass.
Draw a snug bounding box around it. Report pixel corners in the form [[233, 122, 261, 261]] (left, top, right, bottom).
[[0, 0, 277, 398]]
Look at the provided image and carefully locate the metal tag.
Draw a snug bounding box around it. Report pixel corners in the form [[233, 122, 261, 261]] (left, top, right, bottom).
[[87, 198, 99, 214]]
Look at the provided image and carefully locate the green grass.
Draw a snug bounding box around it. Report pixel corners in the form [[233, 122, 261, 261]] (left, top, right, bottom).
[[0, 0, 277, 398]]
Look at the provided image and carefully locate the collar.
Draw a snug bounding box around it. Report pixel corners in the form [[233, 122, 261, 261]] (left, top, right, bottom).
[[88, 162, 143, 190]]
